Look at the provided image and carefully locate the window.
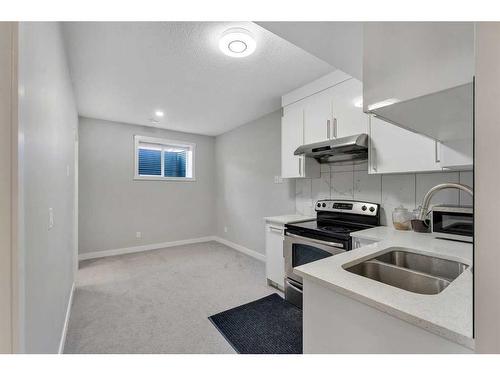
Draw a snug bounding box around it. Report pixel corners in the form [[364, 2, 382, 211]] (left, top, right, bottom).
[[134, 135, 195, 181]]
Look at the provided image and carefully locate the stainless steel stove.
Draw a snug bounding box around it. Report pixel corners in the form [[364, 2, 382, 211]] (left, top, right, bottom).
[[284, 199, 380, 308]]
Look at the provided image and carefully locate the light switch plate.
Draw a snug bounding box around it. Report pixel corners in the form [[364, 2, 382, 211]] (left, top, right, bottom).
[[48, 208, 54, 230]]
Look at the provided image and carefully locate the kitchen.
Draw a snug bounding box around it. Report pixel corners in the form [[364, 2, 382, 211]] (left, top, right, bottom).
[[1, 10, 500, 365], [263, 22, 474, 354]]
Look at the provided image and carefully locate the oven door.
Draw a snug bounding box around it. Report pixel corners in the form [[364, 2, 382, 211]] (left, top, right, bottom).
[[284, 232, 346, 285]]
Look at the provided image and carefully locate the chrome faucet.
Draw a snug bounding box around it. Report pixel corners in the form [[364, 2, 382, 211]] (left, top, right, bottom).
[[418, 183, 473, 220]]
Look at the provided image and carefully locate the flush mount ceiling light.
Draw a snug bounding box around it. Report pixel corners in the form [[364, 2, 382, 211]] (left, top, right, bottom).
[[219, 28, 256, 58], [154, 110, 164, 117]]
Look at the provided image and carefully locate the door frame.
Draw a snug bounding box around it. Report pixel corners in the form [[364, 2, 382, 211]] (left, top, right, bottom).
[[0, 21, 19, 354]]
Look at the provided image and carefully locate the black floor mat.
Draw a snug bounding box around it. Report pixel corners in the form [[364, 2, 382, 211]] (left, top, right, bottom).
[[208, 293, 302, 354]]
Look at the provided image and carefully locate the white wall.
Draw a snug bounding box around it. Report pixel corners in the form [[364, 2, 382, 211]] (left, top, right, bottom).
[[296, 163, 473, 225], [78, 117, 216, 254], [18, 22, 78, 353], [215, 110, 296, 254]]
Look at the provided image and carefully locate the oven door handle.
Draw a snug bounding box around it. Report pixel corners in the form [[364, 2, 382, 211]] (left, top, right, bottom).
[[286, 278, 303, 292], [285, 233, 344, 248]]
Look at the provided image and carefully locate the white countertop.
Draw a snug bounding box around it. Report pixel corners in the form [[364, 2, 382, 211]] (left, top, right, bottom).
[[264, 214, 315, 225], [295, 226, 474, 349]]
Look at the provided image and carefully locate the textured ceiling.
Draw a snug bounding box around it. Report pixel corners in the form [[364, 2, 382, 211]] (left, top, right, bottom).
[[62, 22, 333, 136]]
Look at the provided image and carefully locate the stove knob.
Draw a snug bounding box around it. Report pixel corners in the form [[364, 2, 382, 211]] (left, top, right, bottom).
[[361, 205, 367, 211], [322, 203, 326, 208], [369, 206, 375, 212], [317, 203, 321, 207]]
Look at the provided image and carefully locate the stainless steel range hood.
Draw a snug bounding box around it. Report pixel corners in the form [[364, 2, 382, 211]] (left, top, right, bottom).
[[294, 134, 368, 164]]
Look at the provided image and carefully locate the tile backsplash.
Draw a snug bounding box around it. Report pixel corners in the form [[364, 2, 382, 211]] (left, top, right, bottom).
[[296, 162, 473, 226]]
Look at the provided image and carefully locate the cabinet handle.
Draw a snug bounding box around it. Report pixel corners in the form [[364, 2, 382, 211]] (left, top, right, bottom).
[[372, 147, 377, 172], [269, 226, 283, 234], [298, 157, 302, 176], [333, 117, 338, 138], [327, 119, 331, 139], [435, 140, 441, 163]]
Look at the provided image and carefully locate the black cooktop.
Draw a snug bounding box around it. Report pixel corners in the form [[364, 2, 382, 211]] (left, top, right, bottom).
[[285, 199, 380, 241], [285, 219, 372, 240]]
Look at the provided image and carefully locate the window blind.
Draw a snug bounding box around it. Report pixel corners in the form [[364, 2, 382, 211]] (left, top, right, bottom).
[[164, 150, 187, 177], [138, 148, 162, 176], [135, 136, 194, 180]]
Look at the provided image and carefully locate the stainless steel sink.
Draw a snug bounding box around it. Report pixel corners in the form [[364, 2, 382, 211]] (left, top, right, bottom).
[[374, 249, 468, 281], [344, 248, 469, 295]]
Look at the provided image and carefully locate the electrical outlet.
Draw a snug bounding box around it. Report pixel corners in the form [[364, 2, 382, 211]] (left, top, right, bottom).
[[274, 176, 283, 184], [136, 231, 142, 239], [66, 165, 70, 177], [224, 226, 228, 233]]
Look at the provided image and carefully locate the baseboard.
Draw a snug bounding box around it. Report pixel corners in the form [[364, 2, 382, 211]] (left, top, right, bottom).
[[58, 282, 75, 354], [78, 236, 217, 261], [78, 235, 266, 263], [213, 236, 266, 262]]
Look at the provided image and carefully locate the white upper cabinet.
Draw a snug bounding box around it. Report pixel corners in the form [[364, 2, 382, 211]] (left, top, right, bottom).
[[363, 22, 474, 170], [303, 89, 333, 144], [330, 79, 368, 137], [281, 69, 464, 178], [302, 77, 368, 145], [281, 104, 320, 178], [281, 104, 304, 178], [369, 116, 442, 174]]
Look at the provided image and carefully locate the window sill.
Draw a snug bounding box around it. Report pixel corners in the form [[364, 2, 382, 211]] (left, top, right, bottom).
[[134, 176, 196, 182]]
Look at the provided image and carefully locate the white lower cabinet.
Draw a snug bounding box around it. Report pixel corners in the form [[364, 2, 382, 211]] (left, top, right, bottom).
[[265, 223, 285, 290], [303, 279, 473, 353], [369, 116, 442, 174]]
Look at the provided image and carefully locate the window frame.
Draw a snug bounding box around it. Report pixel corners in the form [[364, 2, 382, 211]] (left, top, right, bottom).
[[134, 135, 196, 181]]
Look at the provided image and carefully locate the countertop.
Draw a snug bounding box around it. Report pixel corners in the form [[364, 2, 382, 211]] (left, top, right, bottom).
[[295, 226, 474, 349], [264, 214, 315, 225]]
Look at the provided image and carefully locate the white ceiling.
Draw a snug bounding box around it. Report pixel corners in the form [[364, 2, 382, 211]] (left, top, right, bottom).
[[257, 22, 363, 80], [62, 22, 334, 136]]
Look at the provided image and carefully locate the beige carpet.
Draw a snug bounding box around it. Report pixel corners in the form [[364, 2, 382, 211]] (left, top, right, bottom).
[[64, 241, 279, 353]]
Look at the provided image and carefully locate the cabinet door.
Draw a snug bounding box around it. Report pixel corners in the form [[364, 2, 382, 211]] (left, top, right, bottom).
[[369, 116, 442, 174], [331, 79, 369, 138], [281, 105, 304, 178], [303, 89, 333, 144], [265, 224, 285, 289]]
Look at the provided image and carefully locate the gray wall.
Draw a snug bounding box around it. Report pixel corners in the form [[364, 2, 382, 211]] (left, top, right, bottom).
[[78, 117, 216, 254], [18, 22, 78, 353], [215, 110, 295, 254], [0, 22, 15, 353]]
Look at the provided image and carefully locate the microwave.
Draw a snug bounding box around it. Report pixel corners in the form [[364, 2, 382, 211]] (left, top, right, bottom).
[[431, 205, 473, 243]]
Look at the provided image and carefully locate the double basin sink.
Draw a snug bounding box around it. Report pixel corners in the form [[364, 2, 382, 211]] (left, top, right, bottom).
[[344, 248, 469, 295]]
